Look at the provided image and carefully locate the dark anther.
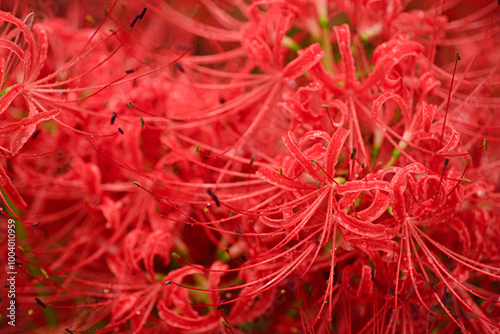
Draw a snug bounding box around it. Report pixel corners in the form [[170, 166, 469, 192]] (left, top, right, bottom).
[[338, 272, 343, 284], [216, 299, 226, 310], [430, 279, 438, 290], [110, 112, 117, 124], [444, 158, 449, 166], [125, 69, 135, 74], [351, 147, 357, 159], [371, 266, 376, 281], [442, 287, 451, 304], [32, 222, 40, 227], [32, 129, 41, 140], [207, 189, 220, 206], [35, 297, 47, 308], [65, 329, 74, 334], [175, 62, 185, 72], [130, 15, 140, 27], [139, 8, 147, 19], [388, 290, 400, 297], [118, 128, 124, 134]]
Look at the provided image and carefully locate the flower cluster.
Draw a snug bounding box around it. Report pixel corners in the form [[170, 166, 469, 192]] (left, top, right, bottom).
[[0, 0, 499, 333]]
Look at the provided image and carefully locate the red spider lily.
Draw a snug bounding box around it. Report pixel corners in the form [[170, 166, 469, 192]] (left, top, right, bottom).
[[1, 0, 499, 333]]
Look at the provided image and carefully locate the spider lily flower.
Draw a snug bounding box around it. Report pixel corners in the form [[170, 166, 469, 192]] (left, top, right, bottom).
[[147, 1, 500, 332], [1, 0, 500, 333], [0, 2, 144, 210]]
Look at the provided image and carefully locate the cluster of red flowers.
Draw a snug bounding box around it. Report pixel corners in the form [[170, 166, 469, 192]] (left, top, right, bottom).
[[0, 0, 499, 333]]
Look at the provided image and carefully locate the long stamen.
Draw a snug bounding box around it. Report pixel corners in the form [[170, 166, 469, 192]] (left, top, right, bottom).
[[440, 52, 461, 144]]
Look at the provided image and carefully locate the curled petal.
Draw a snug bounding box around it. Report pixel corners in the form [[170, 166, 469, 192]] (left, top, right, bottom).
[[28, 27, 49, 81], [334, 200, 387, 238], [436, 124, 461, 154], [336, 179, 392, 194], [307, 61, 343, 96], [260, 215, 286, 228], [100, 197, 122, 230], [242, 31, 277, 73], [282, 132, 323, 182], [0, 164, 27, 209], [420, 101, 436, 133], [0, 84, 25, 115], [324, 99, 348, 128], [282, 43, 325, 81], [325, 127, 349, 176], [272, 10, 294, 68], [159, 266, 220, 333], [419, 71, 441, 97], [111, 295, 138, 323], [208, 262, 229, 310], [356, 265, 374, 297], [371, 36, 422, 64], [0, 38, 28, 80], [142, 230, 173, 278], [371, 92, 409, 129], [390, 163, 427, 224], [297, 130, 331, 145], [333, 24, 360, 90], [0, 11, 37, 72], [363, 37, 423, 90], [343, 238, 400, 262], [357, 191, 391, 222], [256, 165, 315, 191], [1, 107, 47, 132], [0, 58, 4, 85], [7, 108, 61, 152]]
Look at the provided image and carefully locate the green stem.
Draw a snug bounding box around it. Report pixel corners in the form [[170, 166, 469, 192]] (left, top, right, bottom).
[[320, 20, 334, 75], [1, 187, 58, 326], [384, 141, 407, 168], [282, 36, 301, 52]]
